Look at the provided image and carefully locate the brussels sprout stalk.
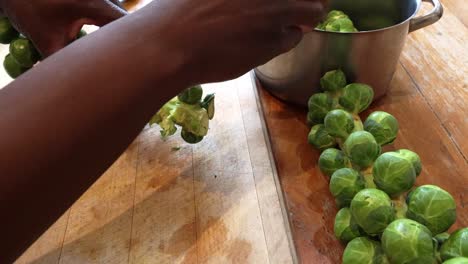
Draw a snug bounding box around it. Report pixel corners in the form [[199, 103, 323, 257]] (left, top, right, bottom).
[[360, 167, 377, 189], [392, 194, 408, 219]]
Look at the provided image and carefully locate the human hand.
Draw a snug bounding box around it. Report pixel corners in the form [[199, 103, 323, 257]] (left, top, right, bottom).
[[138, 0, 325, 84], [1, 0, 127, 57]]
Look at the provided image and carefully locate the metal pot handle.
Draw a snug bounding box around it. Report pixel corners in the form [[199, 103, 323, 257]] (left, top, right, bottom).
[[409, 0, 443, 32]]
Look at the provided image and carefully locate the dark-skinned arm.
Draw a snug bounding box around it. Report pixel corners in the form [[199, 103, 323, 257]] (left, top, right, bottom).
[[0, 0, 324, 262]]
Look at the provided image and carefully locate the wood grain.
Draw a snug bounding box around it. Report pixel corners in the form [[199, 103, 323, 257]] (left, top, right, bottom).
[[401, 0, 468, 159], [59, 141, 139, 264]]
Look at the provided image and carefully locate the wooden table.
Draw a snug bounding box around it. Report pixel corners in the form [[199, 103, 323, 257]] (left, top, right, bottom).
[[9, 0, 467, 263]]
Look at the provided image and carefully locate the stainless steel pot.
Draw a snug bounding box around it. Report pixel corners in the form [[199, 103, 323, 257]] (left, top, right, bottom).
[[255, 0, 443, 107]]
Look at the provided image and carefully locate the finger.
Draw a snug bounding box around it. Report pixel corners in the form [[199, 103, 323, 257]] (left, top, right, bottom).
[[285, 1, 325, 27], [85, 0, 128, 27], [29, 32, 70, 57]]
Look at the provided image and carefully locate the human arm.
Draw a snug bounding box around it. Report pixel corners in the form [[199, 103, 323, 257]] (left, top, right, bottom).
[[0, 0, 324, 262]]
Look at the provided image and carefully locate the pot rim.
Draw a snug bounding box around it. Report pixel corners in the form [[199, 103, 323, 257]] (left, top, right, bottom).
[[310, 0, 423, 35]]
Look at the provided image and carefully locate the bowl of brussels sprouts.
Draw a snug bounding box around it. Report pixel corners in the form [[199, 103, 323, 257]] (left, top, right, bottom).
[[255, 0, 443, 107]]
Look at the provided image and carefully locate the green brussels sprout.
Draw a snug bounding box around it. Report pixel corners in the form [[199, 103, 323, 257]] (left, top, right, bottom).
[[406, 185, 456, 234], [77, 29, 87, 39], [178, 85, 203, 104], [149, 98, 179, 137], [325, 18, 358, 33], [171, 102, 209, 136], [444, 257, 468, 264], [316, 10, 348, 30], [435, 233, 451, 246], [364, 111, 399, 146], [3, 53, 30, 79], [373, 152, 416, 196], [317, 10, 358, 33], [0, 17, 19, 44], [329, 168, 365, 207], [324, 109, 355, 139], [320, 69, 347, 92], [440, 228, 468, 261], [327, 10, 348, 21], [334, 208, 362, 242], [9, 37, 40, 68], [181, 129, 204, 144], [200, 93, 215, 120], [308, 124, 336, 150], [382, 219, 436, 264], [343, 237, 388, 264], [343, 131, 381, 169], [394, 149, 422, 176], [339, 83, 374, 114], [350, 189, 395, 235], [150, 97, 209, 139], [307, 93, 334, 124], [318, 148, 349, 177]]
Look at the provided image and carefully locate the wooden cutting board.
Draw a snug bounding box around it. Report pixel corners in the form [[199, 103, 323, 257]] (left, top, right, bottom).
[[254, 0, 468, 263], [13, 74, 297, 264]]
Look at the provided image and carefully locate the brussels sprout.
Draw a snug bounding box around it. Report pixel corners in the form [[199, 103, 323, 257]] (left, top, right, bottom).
[[444, 257, 468, 264], [316, 11, 348, 30], [171, 102, 209, 136], [394, 149, 422, 176], [382, 219, 436, 264], [181, 129, 204, 144], [364, 111, 399, 146], [343, 131, 381, 169], [440, 228, 468, 261], [350, 189, 395, 235], [406, 185, 456, 234], [339, 83, 374, 114], [9, 37, 40, 67], [200, 93, 215, 120], [178, 85, 203, 104], [77, 29, 87, 39], [343, 237, 388, 264], [329, 168, 365, 207], [0, 17, 19, 44], [324, 109, 355, 139], [150, 97, 209, 139], [149, 98, 179, 137], [325, 18, 358, 33], [3, 53, 30, 79], [320, 69, 347, 93], [318, 148, 349, 177], [308, 124, 336, 150], [334, 208, 362, 242], [317, 10, 358, 33], [327, 10, 348, 21], [307, 93, 334, 124], [373, 152, 416, 196]]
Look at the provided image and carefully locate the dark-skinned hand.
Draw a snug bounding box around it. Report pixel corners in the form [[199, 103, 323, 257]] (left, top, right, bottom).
[[0, 0, 127, 57]]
